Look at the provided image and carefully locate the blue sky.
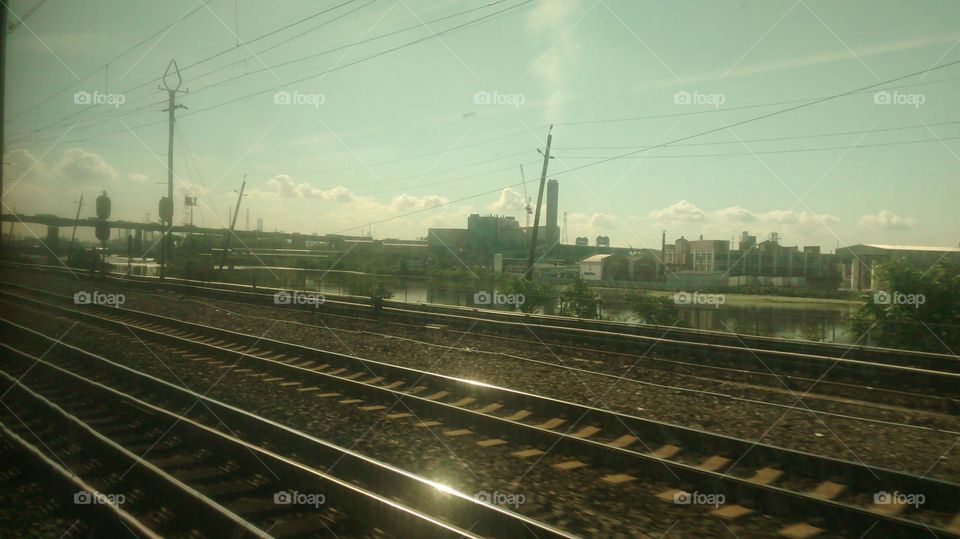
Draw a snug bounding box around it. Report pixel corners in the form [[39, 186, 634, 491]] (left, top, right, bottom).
[[4, 0, 960, 249]]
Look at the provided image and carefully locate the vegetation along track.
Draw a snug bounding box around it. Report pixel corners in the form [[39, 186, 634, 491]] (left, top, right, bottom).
[[2, 287, 959, 537]]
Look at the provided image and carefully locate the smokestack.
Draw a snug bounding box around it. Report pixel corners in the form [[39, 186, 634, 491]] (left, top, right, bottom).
[[546, 179, 559, 245]]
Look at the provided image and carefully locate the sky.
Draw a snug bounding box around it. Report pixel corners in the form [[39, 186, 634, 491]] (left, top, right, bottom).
[[4, 0, 960, 250]]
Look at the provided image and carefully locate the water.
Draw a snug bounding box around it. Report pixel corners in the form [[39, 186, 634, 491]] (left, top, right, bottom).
[[105, 260, 860, 344]]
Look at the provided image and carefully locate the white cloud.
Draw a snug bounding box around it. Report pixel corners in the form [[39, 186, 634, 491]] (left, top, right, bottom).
[[567, 211, 617, 241], [648, 199, 707, 222], [649, 200, 840, 229], [54, 148, 118, 184], [488, 187, 526, 212], [859, 210, 917, 231], [129, 172, 149, 184]]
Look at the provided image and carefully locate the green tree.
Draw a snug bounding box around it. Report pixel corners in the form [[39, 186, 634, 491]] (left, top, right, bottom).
[[621, 289, 682, 325], [850, 258, 960, 352], [558, 275, 601, 319], [503, 277, 555, 313]]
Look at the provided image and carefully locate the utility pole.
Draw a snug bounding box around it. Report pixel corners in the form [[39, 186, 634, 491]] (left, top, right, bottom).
[[158, 59, 187, 280], [219, 176, 246, 271], [524, 125, 553, 281], [67, 193, 83, 263], [0, 4, 7, 255]]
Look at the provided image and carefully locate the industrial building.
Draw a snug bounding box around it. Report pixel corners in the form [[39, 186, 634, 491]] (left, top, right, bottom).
[[837, 244, 960, 290], [659, 231, 838, 288]]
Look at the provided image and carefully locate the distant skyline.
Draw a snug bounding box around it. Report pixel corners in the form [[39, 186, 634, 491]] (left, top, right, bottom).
[[4, 0, 960, 249]]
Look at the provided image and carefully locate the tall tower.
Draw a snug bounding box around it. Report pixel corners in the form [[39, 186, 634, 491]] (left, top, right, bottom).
[[562, 211, 568, 244], [546, 179, 559, 245]]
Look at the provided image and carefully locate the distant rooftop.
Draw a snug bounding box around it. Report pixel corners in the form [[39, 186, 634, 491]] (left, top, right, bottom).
[[581, 254, 615, 262], [844, 243, 960, 253]]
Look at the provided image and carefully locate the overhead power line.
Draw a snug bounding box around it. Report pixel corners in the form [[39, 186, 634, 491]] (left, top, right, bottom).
[[9, 0, 537, 149], [15, 0, 540, 150], [552, 134, 960, 159], [332, 55, 960, 234], [6, 0, 215, 123]]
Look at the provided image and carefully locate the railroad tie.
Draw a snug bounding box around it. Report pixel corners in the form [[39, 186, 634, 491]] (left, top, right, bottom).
[[358, 405, 387, 412], [423, 391, 449, 401], [535, 417, 565, 430], [449, 397, 476, 407], [326, 367, 347, 376], [551, 460, 588, 471], [385, 412, 413, 420], [343, 372, 366, 380], [294, 360, 316, 368], [383, 381, 405, 389], [476, 439, 507, 447], [501, 410, 533, 421], [697, 455, 730, 472], [606, 435, 638, 448], [748, 467, 783, 485], [361, 376, 384, 384], [806, 480, 846, 500], [711, 504, 754, 521], [571, 426, 601, 439], [947, 513, 960, 535], [869, 500, 908, 516], [511, 448, 544, 459], [650, 444, 682, 459], [601, 473, 635, 484], [414, 420, 443, 428], [297, 387, 322, 392], [443, 429, 472, 437], [656, 489, 683, 502], [778, 523, 824, 538], [316, 392, 340, 398], [474, 403, 503, 414], [338, 399, 363, 405]]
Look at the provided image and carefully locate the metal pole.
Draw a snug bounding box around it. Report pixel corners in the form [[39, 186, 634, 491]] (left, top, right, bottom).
[[162, 88, 174, 280], [159, 59, 187, 280], [67, 193, 83, 263], [0, 4, 6, 255], [219, 179, 246, 271], [524, 125, 553, 280]]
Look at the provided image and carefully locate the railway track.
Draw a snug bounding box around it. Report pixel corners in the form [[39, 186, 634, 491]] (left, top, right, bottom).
[[4, 263, 957, 415], [3, 285, 959, 537], [0, 324, 572, 538]]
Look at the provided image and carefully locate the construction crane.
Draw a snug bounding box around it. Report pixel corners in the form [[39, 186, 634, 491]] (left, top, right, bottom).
[[520, 165, 533, 227]]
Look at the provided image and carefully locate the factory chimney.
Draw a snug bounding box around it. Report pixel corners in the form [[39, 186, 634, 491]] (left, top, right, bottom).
[[546, 179, 559, 245]]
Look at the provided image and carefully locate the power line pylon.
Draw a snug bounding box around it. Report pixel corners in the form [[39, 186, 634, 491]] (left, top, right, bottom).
[[158, 59, 188, 280]]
